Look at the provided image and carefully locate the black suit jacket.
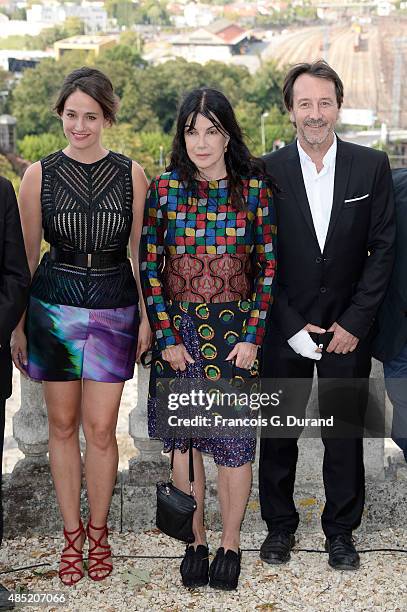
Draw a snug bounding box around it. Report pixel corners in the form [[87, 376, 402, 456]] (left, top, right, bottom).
[[263, 137, 395, 344], [373, 168, 407, 362], [0, 177, 31, 399]]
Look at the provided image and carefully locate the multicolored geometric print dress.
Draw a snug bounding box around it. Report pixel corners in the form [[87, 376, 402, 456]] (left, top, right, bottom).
[[26, 150, 139, 383], [140, 171, 276, 466]]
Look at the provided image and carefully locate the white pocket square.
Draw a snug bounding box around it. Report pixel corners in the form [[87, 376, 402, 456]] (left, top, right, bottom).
[[344, 193, 369, 203]]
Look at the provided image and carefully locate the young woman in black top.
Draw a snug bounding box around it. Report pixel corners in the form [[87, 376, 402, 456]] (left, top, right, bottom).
[[11, 67, 151, 585]]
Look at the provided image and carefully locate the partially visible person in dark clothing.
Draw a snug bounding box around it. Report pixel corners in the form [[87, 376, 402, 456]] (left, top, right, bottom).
[[0, 175, 31, 605], [373, 168, 407, 462]]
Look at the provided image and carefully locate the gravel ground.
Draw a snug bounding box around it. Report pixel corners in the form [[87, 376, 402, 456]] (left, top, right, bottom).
[[0, 528, 406, 612]]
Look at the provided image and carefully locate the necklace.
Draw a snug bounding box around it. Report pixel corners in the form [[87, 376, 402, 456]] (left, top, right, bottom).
[[198, 169, 227, 181]]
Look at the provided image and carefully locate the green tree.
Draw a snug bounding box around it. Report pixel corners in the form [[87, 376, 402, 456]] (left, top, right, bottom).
[[201, 61, 251, 108], [35, 17, 85, 50], [137, 131, 173, 178], [8, 6, 26, 19], [119, 59, 208, 133], [96, 44, 146, 99], [235, 101, 294, 155], [136, 0, 171, 25], [243, 60, 285, 112], [18, 132, 67, 162], [109, 0, 171, 26], [10, 52, 91, 137], [63, 16, 85, 36], [235, 100, 263, 152], [102, 125, 172, 179], [119, 30, 144, 52], [105, 0, 138, 26], [0, 68, 8, 90], [0, 35, 29, 51], [100, 44, 145, 69], [118, 78, 162, 132], [101, 123, 141, 158], [0, 154, 21, 192], [263, 105, 295, 150], [10, 59, 62, 137]]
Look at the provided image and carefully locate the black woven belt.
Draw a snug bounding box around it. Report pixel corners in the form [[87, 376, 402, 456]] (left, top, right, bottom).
[[49, 246, 127, 268]]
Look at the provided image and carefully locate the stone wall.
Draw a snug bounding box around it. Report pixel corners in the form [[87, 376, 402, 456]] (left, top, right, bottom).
[[4, 363, 407, 538]]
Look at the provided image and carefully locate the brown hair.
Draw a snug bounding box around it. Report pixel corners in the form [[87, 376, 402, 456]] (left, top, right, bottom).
[[53, 66, 119, 123], [283, 60, 344, 110]]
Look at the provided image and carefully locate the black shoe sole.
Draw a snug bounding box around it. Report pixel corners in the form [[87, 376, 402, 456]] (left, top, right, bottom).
[[328, 560, 360, 571], [209, 578, 238, 591], [259, 536, 295, 565], [181, 576, 209, 589], [182, 579, 209, 588], [259, 552, 291, 565]]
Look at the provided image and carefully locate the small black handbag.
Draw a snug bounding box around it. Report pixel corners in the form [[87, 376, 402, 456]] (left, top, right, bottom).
[[156, 438, 197, 543]]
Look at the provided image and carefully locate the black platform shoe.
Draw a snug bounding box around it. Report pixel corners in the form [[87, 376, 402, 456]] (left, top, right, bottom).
[[209, 547, 242, 591], [180, 544, 209, 588]]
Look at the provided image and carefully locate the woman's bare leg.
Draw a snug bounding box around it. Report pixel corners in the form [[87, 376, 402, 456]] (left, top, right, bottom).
[[217, 462, 252, 552], [44, 380, 83, 583], [81, 379, 124, 578], [173, 448, 206, 547]]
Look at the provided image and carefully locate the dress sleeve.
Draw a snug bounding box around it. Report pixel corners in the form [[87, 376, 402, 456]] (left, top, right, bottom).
[[241, 181, 277, 345], [140, 178, 181, 351]]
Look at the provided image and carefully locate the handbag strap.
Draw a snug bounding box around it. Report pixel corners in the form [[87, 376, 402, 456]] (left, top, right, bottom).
[[168, 352, 195, 493]]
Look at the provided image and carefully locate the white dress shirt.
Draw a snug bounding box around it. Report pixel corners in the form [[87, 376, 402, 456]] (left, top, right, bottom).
[[287, 135, 337, 360], [297, 134, 337, 253]]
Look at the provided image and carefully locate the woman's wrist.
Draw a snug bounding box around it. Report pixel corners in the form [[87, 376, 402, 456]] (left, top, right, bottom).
[[12, 326, 25, 335]]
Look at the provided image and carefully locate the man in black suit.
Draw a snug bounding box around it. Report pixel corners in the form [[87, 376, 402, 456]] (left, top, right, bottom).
[[0, 175, 30, 603], [259, 61, 395, 570], [373, 168, 407, 462]]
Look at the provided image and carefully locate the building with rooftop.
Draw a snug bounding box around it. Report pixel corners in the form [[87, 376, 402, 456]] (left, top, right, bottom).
[[0, 13, 51, 37], [27, 2, 109, 34], [0, 50, 54, 73], [171, 19, 253, 63], [54, 34, 117, 61]]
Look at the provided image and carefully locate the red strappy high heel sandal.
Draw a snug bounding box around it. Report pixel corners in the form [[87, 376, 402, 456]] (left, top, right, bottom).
[[59, 521, 86, 586], [86, 521, 113, 581]]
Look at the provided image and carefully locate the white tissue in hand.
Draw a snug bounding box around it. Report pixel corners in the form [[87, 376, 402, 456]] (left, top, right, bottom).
[[287, 329, 322, 361]]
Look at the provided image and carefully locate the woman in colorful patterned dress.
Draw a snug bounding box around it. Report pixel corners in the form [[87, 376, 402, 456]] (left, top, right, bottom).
[[11, 67, 151, 585], [140, 88, 276, 590]]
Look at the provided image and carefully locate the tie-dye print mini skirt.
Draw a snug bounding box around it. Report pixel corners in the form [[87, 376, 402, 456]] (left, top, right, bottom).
[[26, 296, 139, 383]]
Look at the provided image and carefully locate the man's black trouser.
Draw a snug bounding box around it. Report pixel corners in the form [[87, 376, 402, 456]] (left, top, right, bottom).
[[0, 399, 5, 545], [259, 335, 372, 538]]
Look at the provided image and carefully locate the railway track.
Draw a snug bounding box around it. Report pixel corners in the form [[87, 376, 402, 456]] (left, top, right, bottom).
[[264, 23, 383, 115]]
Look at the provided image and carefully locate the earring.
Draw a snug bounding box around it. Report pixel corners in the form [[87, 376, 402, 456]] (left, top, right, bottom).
[[224, 144, 228, 152]]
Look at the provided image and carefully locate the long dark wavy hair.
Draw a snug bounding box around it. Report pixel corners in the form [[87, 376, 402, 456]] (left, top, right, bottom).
[[167, 88, 273, 211]]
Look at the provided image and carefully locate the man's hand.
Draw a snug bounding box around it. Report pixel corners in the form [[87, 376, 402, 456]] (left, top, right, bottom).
[[161, 343, 194, 372], [287, 324, 325, 360], [326, 322, 359, 354], [304, 323, 326, 336]]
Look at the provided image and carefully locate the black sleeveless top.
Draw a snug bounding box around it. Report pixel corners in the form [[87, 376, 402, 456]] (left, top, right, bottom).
[[30, 150, 139, 309]]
